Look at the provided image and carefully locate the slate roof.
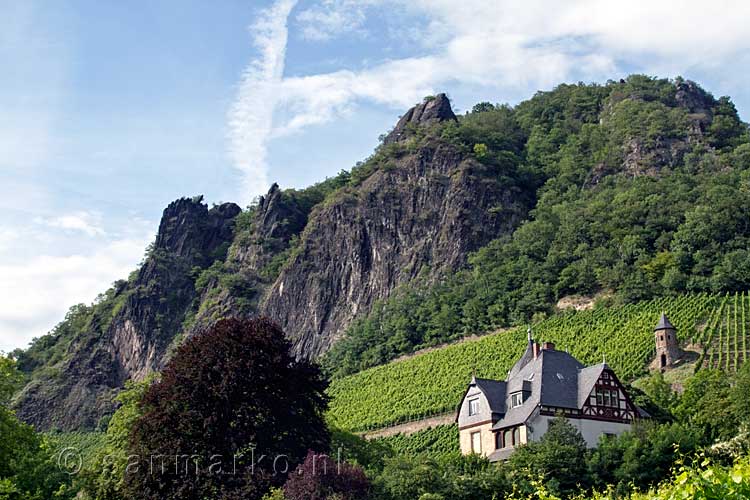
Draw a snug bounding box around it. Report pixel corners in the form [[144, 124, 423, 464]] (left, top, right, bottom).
[[491, 348, 587, 430], [488, 448, 516, 462], [507, 341, 535, 379], [654, 313, 675, 331], [473, 377, 507, 415]]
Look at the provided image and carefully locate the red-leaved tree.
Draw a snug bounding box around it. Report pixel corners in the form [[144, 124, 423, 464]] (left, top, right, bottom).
[[123, 317, 330, 500], [283, 450, 370, 500]]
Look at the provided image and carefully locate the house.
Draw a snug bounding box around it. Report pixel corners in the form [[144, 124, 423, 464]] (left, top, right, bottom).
[[456, 331, 645, 461]]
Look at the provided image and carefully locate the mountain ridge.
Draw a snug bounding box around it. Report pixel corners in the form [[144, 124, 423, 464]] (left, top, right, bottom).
[[14, 74, 750, 431]]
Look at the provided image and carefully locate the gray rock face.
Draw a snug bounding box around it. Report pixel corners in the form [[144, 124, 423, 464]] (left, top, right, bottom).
[[14, 198, 240, 430], [14, 92, 528, 430], [262, 138, 529, 358], [383, 93, 457, 144]]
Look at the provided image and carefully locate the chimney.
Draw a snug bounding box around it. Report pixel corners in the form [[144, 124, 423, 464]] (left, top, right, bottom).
[[542, 342, 555, 351], [532, 342, 540, 358]]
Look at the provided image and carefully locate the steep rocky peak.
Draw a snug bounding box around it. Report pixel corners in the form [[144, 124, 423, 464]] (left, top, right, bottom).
[[674, 79, 714, 116], [384, 93, 457, 144], [255, 183, 306, 240], [154, 196, 240, 263]]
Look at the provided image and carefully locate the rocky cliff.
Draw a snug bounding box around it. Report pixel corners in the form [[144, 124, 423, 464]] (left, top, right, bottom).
[[262, 138, 527, 357], [15, 93, 522, 430], [15, 198, 240, 430]]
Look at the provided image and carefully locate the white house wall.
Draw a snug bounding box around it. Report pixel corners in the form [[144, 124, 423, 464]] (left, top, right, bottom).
[[527, 414, 632, 448]]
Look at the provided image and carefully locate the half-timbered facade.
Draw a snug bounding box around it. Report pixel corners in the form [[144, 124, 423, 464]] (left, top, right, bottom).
[[457, 334, 646, 461]]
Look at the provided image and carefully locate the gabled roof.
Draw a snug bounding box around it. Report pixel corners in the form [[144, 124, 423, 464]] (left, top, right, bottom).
[[473, 377, 507, 414], [654, 313, 675, 331], [491, 349, 587, 430], [507, 340, 535, 379], [577, 363, 607, 407]]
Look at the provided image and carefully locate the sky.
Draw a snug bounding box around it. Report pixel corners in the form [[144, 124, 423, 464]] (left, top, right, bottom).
[[2, 0, 750, 352]]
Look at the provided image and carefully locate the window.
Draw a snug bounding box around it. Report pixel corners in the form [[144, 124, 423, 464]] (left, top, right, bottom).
[[595, 387, 619, 407], [495, 432, 502, 450], [511, 392, 524, 408], [471, 431, 482, 453], [513, 427, 521, 446], [503, 429, 512, 448], [468, 398, 479, 416]]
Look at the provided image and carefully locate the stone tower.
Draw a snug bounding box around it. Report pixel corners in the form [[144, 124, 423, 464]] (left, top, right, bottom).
[[654, 313, 681, 369]]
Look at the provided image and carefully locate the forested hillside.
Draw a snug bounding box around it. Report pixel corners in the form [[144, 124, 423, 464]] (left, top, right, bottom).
[[323, 76, 750, 377]]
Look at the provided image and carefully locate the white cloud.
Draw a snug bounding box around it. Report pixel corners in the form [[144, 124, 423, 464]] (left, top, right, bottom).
[[296, 0, 369, 41], [0, 232, 153, 353], [275, 0, 750, 137], [227, 0, 297, 205], [34, 211, 106, 237], [226, 0, 750, 203]]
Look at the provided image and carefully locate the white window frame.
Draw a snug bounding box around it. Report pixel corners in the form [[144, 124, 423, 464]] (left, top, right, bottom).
[[468, 398, 479, 416], [511, 392, 524, 408]]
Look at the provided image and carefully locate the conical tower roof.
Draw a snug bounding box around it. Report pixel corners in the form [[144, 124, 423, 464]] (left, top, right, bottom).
[[654, 312, 675, 331]]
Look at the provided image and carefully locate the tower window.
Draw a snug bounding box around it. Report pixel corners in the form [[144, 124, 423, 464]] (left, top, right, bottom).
[[660, 335, 664, 341]]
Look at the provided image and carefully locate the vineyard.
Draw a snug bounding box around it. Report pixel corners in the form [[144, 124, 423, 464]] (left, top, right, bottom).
[[375, 425, 459, 462], [327, 292, 750, 432], [693, 291, 750, 371]]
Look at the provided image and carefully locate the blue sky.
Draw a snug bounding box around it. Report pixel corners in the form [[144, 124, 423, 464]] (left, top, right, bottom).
[[2, 0, 750, 352]]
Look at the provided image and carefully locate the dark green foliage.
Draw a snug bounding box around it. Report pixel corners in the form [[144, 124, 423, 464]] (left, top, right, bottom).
[[673, 369, 738, 442], [0, 355, 23, 405], [371, 453, 510, 500], [732, 362, 750, 427], [634, 371, 678, 420], [588, 422, 701, 494], [123, 318, 330, 500], [330, 428, 393, 473], [509, 416, 590, 497], [73, 378, 151, 500], [0, 355, 74, 499]]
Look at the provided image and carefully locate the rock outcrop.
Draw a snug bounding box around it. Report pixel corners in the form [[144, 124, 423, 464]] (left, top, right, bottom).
[[262, 137, 528, 358], [14, 198, 240, 430], [383, 93, 457, 144]]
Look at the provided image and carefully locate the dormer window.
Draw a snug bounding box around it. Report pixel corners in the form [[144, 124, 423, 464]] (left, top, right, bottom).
[[469, 398, 479, 416], [511, 392, 524, 408]]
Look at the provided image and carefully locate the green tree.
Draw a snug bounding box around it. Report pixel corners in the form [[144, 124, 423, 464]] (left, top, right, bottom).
[[79, 377, 153, 499], [639, 371, 677, 415], [674, 369, 738, 443], [509, 416, 589, 497]]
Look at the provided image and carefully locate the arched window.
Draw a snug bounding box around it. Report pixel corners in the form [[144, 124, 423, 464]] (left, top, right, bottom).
[[513, 427, 521, 446], [503, 429, 512, 448], [495, 432, 502, 449]]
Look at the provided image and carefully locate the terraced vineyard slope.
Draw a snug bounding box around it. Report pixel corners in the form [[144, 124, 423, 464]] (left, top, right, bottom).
[[327, 292, 750, 432]]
